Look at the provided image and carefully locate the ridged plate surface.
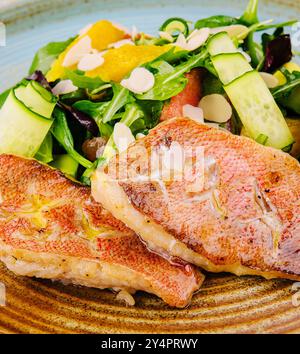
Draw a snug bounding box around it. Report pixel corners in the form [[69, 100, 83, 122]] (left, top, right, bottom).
[[0, 0, 300, 334]]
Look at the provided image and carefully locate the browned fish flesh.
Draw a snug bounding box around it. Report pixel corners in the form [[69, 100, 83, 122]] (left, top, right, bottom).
[[0, 154, 203, 308], [93, 117, 300, 281]]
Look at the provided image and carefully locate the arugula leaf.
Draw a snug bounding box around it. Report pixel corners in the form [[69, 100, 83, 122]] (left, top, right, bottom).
[[137, 100, 164, 128], [0, 89, 10, 109], [272, 69, 300, 98], [34, 132, 53, 163], [102, 84, 134, 123], [51, 107, 93, 168], [137, 49, 208, 101], [137, 76, 187, 101], [256, 20, 297, 32], [73, 100, 110, 124], [81, 102, 144, 184], [59, 88, 88, 104], [29, 37, 75, 75], [65, 69, 105, 90], [272, 69, 300, 114], [159, 47, 190, 64], [99, 122, 114, 138], [247, 32, 264, 68], [148, 60, 175, 75], [240, 0, 259, 26], [102, 102, 144, 160], [195, 15, 240, 29]]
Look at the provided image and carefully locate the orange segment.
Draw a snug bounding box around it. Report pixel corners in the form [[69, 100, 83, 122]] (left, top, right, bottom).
[[46, 20, 126, 82], [86, 44, 170, 82]]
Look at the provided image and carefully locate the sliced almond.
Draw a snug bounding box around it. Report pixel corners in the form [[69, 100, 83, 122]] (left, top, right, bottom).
[[113, 123, 135, 153], [131, 25, 139, 40], [173, 33, 187, 49], [260, 72, 279, 88], [108, 39, 135, 49], [182, 104, 204, 123], [210, 25, 249, 39], [120, 67, 155, 94], [174, 28, 209, 51], [159, 31, 174, 42], [77, 53, 105, 71], [199, 94, 232, 123], [186, 28, 210, 51], [52, 80, 78, 96], [62, 36, 92, 67]]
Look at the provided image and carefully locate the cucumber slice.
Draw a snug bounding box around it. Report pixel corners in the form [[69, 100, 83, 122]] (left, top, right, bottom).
[[207, 32, 237, 56], [211, 53, 252, 84], [160, 18, 189, 37], [51, 154, 78, 178], [0, 89, 54, 156], [224, 71, 294, 149], [15, 81, 56, 119]]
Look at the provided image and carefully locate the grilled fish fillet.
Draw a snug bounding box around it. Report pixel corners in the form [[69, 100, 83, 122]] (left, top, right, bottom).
[[0, 154, 203, 308], [93, 117, 300, 281]]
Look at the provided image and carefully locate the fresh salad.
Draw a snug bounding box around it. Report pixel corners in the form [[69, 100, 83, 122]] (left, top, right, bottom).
[[0, 0, 299, 184]]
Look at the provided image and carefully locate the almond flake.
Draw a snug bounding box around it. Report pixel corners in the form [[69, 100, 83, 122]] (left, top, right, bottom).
[[113, 123, 135, 153], [108, 39, 135, 49], [77, 53, 105, 71], [52, 80, 78, 96], [62, 36, 92, 67], [159, 31, 174, 42], [183, 104, 204, 123], [120, 67, 155, 94]]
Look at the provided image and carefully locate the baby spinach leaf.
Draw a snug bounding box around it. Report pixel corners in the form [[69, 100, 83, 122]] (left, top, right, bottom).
[[51, 107, 93, 168], [65, 69, 105, 90], [137, 100, 164, 128], [73, 100, 110, 123], [195, 15, 239, 29], [29, 37, 75, 75]]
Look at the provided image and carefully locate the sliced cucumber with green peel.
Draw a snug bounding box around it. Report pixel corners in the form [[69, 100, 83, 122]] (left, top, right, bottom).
[[160, 18, 189, 37], [207, 32, 237, 56], [0, 82, 56, 157], [15, 80, 56, 118], [211, 53, 252, 85], [208, 31, 294, 150], [224, 71, 294, 149]]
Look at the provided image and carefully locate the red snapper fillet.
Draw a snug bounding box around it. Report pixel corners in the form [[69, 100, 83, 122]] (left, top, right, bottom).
[[0, 154, 203, 308], [93, 117, 300, 281]]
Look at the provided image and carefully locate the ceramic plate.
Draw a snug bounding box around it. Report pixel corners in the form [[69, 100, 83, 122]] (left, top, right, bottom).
[[0, 0, 300, 334]]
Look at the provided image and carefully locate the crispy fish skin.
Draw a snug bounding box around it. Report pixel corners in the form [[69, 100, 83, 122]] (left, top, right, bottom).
[[93, 117, 300, 281], [0, 154, 203, 308]]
